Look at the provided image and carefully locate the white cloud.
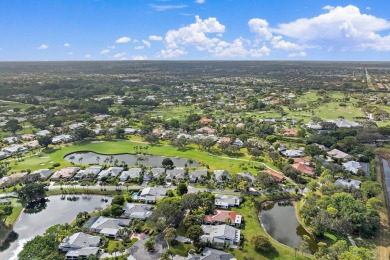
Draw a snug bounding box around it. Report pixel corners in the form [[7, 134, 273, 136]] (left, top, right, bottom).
[[149, 35, 163, 41], [142, 40, 151, 48], [100, 49, 110, 54], [149, 4, 187, 11], [115, 36, 131, 43], [63, 43, 70, 47], [164, 15, 225, 51], [248, 18, 272, 41], [366, 6, 371, 10], [160, 48, 187, 58], [132, 55, 148, 60], [213, 38, 270, 58], [323, 5, 335, 11], [113, 52, 126, 59], [271, 36, 304, 50], [195, 0, 205, 4], [288, 51, 307, 57], [38, 44, 49, 50], [84, 54, 91, 59], [134, 46, 145, 50], [273, 5, 390, 51]]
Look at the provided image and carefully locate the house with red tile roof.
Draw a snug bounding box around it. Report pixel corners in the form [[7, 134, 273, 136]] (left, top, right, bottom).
[[199, 118, 213, 125], [291, 163, 315, 175], [204, 210, 242, 227], [263, 169, 285, 182], [284, 128, 298, 136]]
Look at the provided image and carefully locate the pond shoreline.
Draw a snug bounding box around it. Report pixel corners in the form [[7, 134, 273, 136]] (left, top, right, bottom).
[[259, 199, 317, 255]]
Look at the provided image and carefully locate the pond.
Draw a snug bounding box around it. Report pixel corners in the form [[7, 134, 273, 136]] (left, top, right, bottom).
[[259, 200, 318, 254], [0, 195, 112, 260], [64, 151, 200, 167]]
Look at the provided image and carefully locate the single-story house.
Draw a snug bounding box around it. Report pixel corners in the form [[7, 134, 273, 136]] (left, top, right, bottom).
[[51, 167, 80, 181], [335, 178, 361, 189], [196, 127, 216, 135], [98, 167, 124, 180], [124, 128, 138, 134], [233, 138, 244, 147], [139, 187, 157, 203], [74, 166, 102, 180], [123, 203, 153, 220], [148, 167, 166, 180], [189, 169, 208, 183], [36, 130, 51, 137], [3, 136, 19, 144], [21, 134, 36, 141], [65, 247, 100, 260], [52, 134, 74, 144], [284, 128, 298, 136], [200, 224, 241, 247], [2, 145, 28, 155], [263, 169, 285, 182], [0, 152, 9, 160], [327, 149, 351, 160], [342, 161, 363, 175], [204, 210, 242, 226], [330, 118, 360, 128], [187, 247, 234, 260], [237, 172, 256, 183], [281, 149, 304, 158], [120, 168, 143, 182], [32, 169, 53, 180], [165, 168, 186, 182], [215, 194, 240, 209], [291, 163, 315, 176], [214, 170, 231, 185], [89, 216, 130, 238], [59, 232, 100, 252]]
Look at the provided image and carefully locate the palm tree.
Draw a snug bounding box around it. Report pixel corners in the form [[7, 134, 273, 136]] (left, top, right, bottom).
[[96, 156, 101, 165], [109, 155, 114, 164], [69, 156, 75, 164], [144, 146, 149, 154], [134, 146, 139, 154], [104, 157, 110, 165], [114, 159, 119, 166], [78, 157, 83, 165], [139, 146, 143, 154]]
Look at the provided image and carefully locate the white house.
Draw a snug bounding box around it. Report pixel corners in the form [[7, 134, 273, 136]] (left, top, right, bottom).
[[122, 203, 153, 220], [215, 195, 240, 209], [59, 232, 100, 252], [200, 224, 241, 247]]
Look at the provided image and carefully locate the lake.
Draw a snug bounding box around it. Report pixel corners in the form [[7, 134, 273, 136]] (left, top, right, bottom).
[[0, 195, 112, 260], [259, 200, 318, 253], [64, 151, 200, 167]]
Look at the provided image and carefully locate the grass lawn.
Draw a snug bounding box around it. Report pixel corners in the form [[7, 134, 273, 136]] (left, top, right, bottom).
[[169, 242, 194, 256], [6, 140, 263, 175], [232, 198, 312, 260], [5, 198, 23, 226]]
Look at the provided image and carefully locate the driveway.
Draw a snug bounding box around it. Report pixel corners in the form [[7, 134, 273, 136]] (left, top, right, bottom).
[[126, 235, 167, 260]]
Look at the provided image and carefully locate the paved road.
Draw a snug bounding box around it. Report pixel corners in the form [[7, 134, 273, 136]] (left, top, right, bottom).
[[126, 235, 167, 260]]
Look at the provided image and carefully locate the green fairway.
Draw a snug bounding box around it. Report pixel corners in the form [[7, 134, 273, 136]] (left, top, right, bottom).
[[6, 140, 261, 174]]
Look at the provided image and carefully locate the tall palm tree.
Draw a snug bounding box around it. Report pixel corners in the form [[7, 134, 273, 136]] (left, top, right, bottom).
[[79, 157, 83, 165], [96, 156, 100, 165]]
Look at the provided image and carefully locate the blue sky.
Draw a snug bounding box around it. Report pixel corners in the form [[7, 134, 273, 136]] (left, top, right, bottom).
[[1, 0, 390, 61]]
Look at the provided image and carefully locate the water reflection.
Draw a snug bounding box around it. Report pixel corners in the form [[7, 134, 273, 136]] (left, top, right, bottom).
[[0, 195, 112, 260], [64, 151, 199, 167], [260, 200, 318, 253]]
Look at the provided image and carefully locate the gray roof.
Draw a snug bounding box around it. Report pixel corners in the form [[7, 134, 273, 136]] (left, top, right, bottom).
[[335, 178, 361, 189], [33, 169, 53, 179], [238, 172, 256, 182], [201, 224, 240, 243], [123, 203, 153, 219], [215, 195, 240, 207], [66, 247, 100, 258], [59, 232, 100, 250], [214, 170, 231, 181], [187, 247, 234, 260], [90, 216, 130, 231], [331, 118, 360, 128]]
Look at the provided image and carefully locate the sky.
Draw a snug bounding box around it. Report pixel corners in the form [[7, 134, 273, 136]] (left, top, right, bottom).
[[1, 0, 390, 61]]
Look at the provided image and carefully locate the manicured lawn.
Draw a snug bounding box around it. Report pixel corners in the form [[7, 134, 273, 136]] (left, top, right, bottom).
[[6, 140, 263, 174], [169, 242, 194, 256], [5, 198, 23, 226]]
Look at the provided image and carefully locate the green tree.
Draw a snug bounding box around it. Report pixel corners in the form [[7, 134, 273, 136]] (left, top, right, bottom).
[[17, 182, 46, 203], [186, 225, 204, 245], [5, 119, 22, 135], [251, 234, 273, 253], [37, 135, 52, 149], [111, 204, 124, 217], [176, 182, 188, 196], [164, 228, 177, 245], [162, 158, 174, 169], [144, 238, 155, 251]]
